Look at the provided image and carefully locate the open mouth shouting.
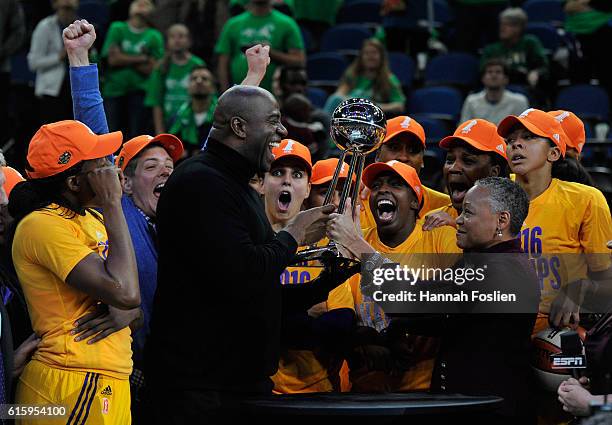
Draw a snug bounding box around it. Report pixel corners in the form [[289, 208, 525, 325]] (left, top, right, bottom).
[[447, 181, 470, 207], [153, 182, 165, 198], [277, 190, 292, 213], [375, 196, 397, 225]]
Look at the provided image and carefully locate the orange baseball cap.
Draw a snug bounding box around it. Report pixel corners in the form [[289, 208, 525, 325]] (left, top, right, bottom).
[[439, 119, 507, 159], [548, 110, 586, 153], [383, 116, 426, 147], [116, 134, 184, 171], [271, 139, 312, 173], [26, 120, 122, 179], [2, 166, 25, 198], [497, 108, 568, 157], [362, 160, 423, 204], [311, 158, 355, 185]]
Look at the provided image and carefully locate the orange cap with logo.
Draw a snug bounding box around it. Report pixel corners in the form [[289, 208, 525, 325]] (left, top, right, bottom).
[[439, 119, 507, 159], [116, 134, 184, 171], [26, 120, 123, 179], [311, 158, 355, 185], [497, 108, 568, 157], [2, 166, 25, 198], [362, 160, 423, 204], [271, 139, 312, 173], [548, 110, 586, 153], [383, 116, 426, 147]]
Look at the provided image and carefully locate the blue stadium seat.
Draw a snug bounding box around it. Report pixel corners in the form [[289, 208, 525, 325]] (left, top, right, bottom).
[[382, 0, 453, 30], [425, 53, 479, 88], [408, 86, 464, 122], [319, 24, 373, 55], [306, 87, 329, 109], [388, 52, 416, 89], [78, 0, 110, 29], [526, 23, 563, 53], [300, 26, 314, 52], [410, 114, 449, 140], [10, 52, 35, 86], [336, 0, 382, 25], [555, 84, 610, 121], [306, 53, 349, 87], [523, 0, 565, 26]]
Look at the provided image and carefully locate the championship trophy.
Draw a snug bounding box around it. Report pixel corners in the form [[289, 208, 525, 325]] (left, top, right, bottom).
[[293, 98, 386, 264]]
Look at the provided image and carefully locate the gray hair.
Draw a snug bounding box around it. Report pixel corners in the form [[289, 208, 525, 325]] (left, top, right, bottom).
[[500, 7, 528, 28], [0, 149, 5, 166], [475, 177, 529, 236]]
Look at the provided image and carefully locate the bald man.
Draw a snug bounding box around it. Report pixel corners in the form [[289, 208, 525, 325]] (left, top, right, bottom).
[[144, 85, 336, 423]]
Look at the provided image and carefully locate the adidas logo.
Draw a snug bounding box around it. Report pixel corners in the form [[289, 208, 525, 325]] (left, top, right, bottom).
[[100, 386, 113, 396], [496, 144, 505, 153], [553, 133, 560, 142]]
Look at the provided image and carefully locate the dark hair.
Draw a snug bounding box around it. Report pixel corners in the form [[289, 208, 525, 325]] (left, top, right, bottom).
[[8, 161, 85, 226], [123, 142, 166, 177], [279, 66, 308, 85], [552, 156, 595, 186], [481, 58, 509, 77], [475, 177, 529, 236], [487, 151, 511, 178]]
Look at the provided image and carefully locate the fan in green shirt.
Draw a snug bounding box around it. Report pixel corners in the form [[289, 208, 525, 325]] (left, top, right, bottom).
[[168, 66, 218, 154], [145, 23, 206, 134], [215, 0, 305, 92], [324, 38, 405, 116], [101, 1, 165, 99], [480, 7, 549, 88]]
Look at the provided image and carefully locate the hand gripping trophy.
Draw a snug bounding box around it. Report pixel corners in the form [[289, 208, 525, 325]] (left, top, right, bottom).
[[293, 98, 387, 264]]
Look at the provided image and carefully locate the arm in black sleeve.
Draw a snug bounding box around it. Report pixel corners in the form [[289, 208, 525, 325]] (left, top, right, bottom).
[[281, 261, 360, 313], [312, 308, 356, 354]]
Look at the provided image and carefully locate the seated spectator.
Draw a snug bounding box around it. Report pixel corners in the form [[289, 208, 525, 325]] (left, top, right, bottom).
[[146, 24, 206, 135], [481, 8, 549, 93], [564, 0, 612, 93], [274, 66, 331, 161], [460, 59, 529, 125], [168, 66, 218, 155], [101, 0, 164, 138], [215, 0, 305, 92], [27, 0, 78, 124], [281, 94, 328, 162], [324, 39, 405, 117]]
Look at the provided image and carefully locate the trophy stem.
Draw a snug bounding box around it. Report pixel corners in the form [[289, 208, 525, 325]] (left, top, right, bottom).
[[350, 154, 366, 217], [323, 150, 348, 206], [338, 152, 359, 214]]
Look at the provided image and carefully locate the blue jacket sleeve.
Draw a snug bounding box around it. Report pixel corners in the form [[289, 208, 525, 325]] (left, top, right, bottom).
[[70, 64, 109, 135]]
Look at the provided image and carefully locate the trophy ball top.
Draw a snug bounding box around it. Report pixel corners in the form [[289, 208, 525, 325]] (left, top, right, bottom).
[[330, 98, 387, 154]]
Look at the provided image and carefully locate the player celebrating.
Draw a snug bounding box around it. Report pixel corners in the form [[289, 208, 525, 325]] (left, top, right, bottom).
[[360, 115, 450, 229], [10, 121, 139, 424], [497, 108, 612, 332]]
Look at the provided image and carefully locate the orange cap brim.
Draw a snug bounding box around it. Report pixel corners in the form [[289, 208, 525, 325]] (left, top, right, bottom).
[[383, 127, 426, 147], [272, 154, 312, 174], [439, 135, 507, 159], [362, 162, 423, 204], [497, 115, 550, 140], [84, 131, 123, 161]]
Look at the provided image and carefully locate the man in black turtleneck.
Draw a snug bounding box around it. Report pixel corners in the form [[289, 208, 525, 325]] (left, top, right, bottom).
[[144, 85, 334, 424]]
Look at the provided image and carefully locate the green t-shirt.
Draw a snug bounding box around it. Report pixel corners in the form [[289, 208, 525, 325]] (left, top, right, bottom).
[[215, 10, 304, 91], [345, 73, 406, 104], [101, 21, 165, 98], [566, 10, 612, 34], [481, 35, 549, 80], [144, 55, 206, 125], [288, 0, 343, 25], [169, 96, 218, 146]]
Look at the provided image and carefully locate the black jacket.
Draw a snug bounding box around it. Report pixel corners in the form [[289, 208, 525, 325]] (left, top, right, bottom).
[[388, 239, 539, 419], [145, 140, 298, 394]]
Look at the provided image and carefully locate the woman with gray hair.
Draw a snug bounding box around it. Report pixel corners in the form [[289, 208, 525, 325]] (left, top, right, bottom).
[[385, 177, 540, 424]]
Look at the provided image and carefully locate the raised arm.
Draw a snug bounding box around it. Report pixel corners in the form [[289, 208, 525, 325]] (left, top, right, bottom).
[[64, 20, 109, 134]]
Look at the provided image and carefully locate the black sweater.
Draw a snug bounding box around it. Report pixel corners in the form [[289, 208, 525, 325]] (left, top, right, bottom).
[[145, 139, 298, 394]]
